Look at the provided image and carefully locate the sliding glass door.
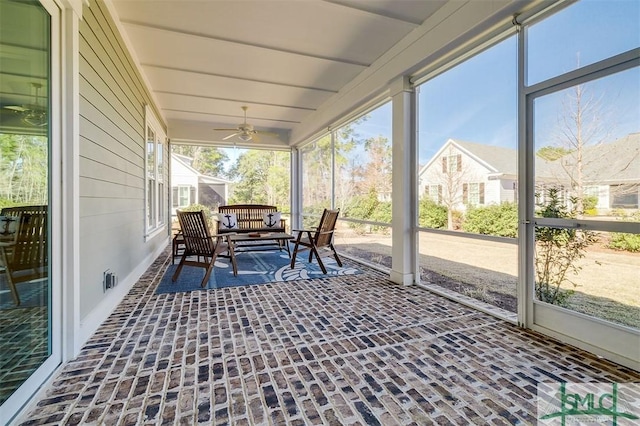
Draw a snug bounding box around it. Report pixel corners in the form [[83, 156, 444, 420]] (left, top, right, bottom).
[[0, 0, 60, 421]]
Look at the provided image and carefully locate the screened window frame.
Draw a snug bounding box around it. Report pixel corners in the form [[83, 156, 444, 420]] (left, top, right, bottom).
[[144, 105, 167, 238]]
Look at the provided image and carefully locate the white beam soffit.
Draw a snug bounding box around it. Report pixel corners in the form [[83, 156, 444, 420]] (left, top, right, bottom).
[[108, 0, 449, 147]]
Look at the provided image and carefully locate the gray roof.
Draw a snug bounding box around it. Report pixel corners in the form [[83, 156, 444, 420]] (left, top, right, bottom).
[[171, 153, 230, 184], [452, 133, 639, 184], [453, 140, 518, 175], [579, 132, 640, 183]]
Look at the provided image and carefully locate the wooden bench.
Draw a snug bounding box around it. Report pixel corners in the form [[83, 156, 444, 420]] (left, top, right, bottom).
[[216, 204, 286, 234], [171, 205, 287, 263]]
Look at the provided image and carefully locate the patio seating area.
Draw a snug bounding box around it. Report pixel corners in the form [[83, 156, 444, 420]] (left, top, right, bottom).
[[17, 249, 639, 425]]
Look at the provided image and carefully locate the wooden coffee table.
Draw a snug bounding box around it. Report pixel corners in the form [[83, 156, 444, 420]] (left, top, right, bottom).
[[229, 232, 295, 257]]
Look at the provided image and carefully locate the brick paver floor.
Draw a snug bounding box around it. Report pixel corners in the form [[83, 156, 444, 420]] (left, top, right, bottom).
[[17, 250, 640, 425]]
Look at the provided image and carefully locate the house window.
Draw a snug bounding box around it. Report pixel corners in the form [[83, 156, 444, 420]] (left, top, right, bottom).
[[172, 185, 192, 208], [463, 182, 485, 206], [584, 186, 599, 197], [442, 154, 462, 173], [145, 106, 166, 235], [611, 184, 639, 209], [428, 184, 442, 204]]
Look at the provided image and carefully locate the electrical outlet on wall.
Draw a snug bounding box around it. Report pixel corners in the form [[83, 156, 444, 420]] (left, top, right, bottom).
[[103, 270, 117, 292]]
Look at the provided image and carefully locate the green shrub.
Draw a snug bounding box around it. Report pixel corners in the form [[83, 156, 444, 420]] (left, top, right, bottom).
[[370, 201, 392, 233], [609, 233, 640, 252], [583, 195, 598, 211], [344, 191, 379, 222], [462, 202, 518, 238], [179, 203, 215, 228], [535, 189, 598, 306], [344, 191, 392, 234], [609, 212, 640, 252], [418, 197, 447, 229]]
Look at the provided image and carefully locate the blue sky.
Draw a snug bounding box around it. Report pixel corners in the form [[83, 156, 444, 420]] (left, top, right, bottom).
[[353, 0, 640, 164]]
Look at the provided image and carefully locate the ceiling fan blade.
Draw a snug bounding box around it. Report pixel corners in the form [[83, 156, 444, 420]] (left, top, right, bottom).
[[222, 132, 240, 141], [4, 105, 28, 112], [214, 128, 239, 131]]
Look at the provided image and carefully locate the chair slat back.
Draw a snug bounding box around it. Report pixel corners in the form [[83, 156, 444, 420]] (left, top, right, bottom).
[[314, 209, 339, 247], [177, 210, 215, 256], [9, 210, 48, 272]]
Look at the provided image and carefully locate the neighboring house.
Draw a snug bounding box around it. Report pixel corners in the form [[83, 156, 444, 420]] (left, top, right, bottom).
[[171, 153, 229, 216], [547, 132, 640, 210], [418, 139, 519, 211], [419, 134, 640, 212]]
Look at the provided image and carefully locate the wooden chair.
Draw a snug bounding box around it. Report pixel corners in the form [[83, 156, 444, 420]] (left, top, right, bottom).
[[172, 210, 237, 287], [290, 208, 342, 274], [171, 222, 185, 265], [0, 206, 48, 306]]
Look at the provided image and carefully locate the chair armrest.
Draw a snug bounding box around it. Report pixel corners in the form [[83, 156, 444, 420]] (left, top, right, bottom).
[[292, 228, 316, 233]]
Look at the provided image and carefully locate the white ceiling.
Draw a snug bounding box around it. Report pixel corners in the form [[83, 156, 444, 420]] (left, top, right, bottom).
[[109, 0, 448, 147]]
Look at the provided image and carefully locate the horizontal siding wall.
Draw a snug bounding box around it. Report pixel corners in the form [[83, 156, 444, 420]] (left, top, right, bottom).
[[79, 0, 168, 320]]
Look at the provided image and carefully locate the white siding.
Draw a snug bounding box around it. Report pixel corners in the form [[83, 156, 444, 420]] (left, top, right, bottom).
[[79, 1, 168, 320], [171, 159, 199, 187], [170, 158, 199, 216], [418, 144, 493, 211], [484, 179, 502, 205], [499, 179, 517, 204]]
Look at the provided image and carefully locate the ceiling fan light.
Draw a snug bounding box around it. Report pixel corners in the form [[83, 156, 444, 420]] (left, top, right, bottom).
[[22, 111, 47, 127], [239, 133, 252, 141]]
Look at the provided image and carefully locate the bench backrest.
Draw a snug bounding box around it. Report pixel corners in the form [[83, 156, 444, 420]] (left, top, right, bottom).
[[217, 204, 285, 232]]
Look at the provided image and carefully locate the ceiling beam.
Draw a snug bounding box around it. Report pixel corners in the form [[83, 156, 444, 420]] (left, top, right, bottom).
[[163, 109, 301, 125], [120, 20, 372, 67], [321, 0, 425, 26], [154, 91, 317, 111], [142, 64, 339, 94]]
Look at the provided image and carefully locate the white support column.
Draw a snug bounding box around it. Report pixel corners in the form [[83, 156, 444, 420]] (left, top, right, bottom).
[[290, 147, 302, 230], [62, 3, 82, 359], [390, 76, 416, 286]]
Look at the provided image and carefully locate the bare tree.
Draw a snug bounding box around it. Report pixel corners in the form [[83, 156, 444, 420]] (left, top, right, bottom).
[[351, 136, 392, 199], [553, 83, 614, 217]]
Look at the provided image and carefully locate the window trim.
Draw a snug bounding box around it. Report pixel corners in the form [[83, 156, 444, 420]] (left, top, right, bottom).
[[463, 182, 485, 206], [144, 105, 166, 239]]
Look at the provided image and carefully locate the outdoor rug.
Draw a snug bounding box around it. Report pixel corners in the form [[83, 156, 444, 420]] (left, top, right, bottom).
[[156, 249, 361, 294], [0, 276, 48, 309]]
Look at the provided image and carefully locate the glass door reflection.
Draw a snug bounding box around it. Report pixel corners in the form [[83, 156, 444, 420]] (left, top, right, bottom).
[[0, 0, 52, 405]]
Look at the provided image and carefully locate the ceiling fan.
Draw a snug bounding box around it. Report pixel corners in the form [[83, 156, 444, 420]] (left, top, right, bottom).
[[214, 106, 277, 142], [3, 83, 47, 127]]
